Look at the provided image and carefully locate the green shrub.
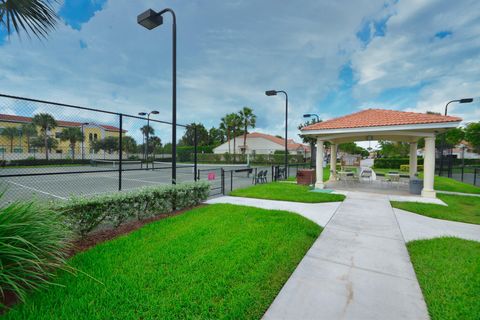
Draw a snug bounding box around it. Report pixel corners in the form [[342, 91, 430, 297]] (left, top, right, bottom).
[[0, 200, 72, 305], [399, 164, 424, 172], [56, 182, 210, 237], [374, 157, 423, 169]]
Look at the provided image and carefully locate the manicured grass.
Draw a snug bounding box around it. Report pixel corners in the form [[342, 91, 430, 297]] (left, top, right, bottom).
[[391, 194, 480, 225], [373, 168, 480, 194], [407, 237, 480, 320], [230, 182, 345, 203], [4, 204, 321, 320]]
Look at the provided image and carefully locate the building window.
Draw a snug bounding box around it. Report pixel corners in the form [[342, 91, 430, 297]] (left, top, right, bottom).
[[94, 133, 98, 140], [0, 147, 5, 153], [13, 147, 23, 153], [56, 150, 62, 154], [89, 133, 93, 141], [0, 127, 4, 134], [55, 131, 62, 139]]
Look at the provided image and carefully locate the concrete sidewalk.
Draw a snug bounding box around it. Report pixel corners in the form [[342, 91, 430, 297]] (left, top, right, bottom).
[[263, 192, 429, 320]]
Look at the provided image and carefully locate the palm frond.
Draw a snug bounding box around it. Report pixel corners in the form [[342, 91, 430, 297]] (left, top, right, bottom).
[[0, 0, 58, 40]]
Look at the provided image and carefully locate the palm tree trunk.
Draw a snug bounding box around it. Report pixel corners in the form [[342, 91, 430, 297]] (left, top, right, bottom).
[[44, 135, 49, 160], [27, 136, 30, 153], [10, 138, 13, 153], [233, 127, 236, 163], [243, 124, 247, 154], [71, 142, 75, 160], [227, 131, 231, 154]]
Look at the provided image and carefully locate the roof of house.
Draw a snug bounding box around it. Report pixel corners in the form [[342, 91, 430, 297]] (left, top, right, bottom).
[[302, 109, 462, 131], [234, 132, 310, 151], [0, 113, 126, 133]]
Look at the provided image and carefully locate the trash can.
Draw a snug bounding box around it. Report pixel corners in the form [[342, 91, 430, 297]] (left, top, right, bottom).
[[297, 169, 316, 185], [409, 177, 423, 195]]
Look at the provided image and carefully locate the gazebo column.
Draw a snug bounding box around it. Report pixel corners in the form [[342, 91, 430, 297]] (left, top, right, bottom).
[[421, 136, 436, 198], [315, 138, 324, 189], [329, 143, 337, 181], [409, 142, 418, 178]]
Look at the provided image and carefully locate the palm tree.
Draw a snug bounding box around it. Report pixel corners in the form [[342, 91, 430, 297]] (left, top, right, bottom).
[[0, 0, 58, 39], [219, 117, 230, 154], [239, 107, 256, 154], [21, 123, 37, 153], [1, 127, 19, 152], [140, 125, 154, 160], [32, 113, 57, 160], [230, 113, 242, 159], [122, 136, 137, 158], [60, 127, 83, 160]]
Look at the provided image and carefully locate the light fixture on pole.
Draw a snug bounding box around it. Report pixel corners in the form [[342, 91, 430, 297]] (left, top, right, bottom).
[[265, 90, 288, 172], [439, 98, 474, 175], [303, 113, 320, 122], [138, 111, 159, 167], [80, 122, 89, 160], [138, 7, 177, 184]]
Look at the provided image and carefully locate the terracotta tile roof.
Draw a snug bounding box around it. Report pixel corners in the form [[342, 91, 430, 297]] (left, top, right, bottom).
[[0, 113, 126, 132], [302, 109, 462, 131], [241, 132, 310, 151]]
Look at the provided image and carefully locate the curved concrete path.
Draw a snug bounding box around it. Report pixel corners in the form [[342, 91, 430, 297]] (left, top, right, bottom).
[[207, 194, 430, 319]]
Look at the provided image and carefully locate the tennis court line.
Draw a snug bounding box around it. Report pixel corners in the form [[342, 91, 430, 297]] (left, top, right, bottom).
[[6, 180, 67, 200]]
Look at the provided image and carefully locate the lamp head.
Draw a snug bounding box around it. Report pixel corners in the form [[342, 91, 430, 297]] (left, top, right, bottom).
[[265, 90, 277, 96], [138, 112, 147, 116], [137, 9, 163, 30], [151, 110, 160, 115], [459, 98, 474, 103], [303, 114, 312, 118]]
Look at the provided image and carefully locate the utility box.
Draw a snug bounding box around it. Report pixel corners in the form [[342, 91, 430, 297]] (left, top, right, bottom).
[[297, 169, 316, 185], [409, 178, 423, 195]]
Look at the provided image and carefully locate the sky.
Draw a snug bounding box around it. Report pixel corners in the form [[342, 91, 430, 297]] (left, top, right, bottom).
[[0, 0, 479, 146]]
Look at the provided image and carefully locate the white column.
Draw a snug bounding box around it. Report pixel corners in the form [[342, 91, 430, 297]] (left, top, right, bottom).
[[409, 142, 418, 178], [315, 138, 324, 189], [329, 144, 337, 181], [421, 136, 436, 198]]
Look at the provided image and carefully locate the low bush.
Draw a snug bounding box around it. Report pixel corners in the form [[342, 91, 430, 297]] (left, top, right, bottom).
[[374, 157, 423, 169], [399, 164, 424, 171], [56, 182, 210, 237], [1, 159, 91, 167], [0, 200, 72, 306]]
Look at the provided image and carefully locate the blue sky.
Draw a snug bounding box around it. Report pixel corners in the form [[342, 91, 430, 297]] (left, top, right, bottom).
[[0, 0, 479, 145]]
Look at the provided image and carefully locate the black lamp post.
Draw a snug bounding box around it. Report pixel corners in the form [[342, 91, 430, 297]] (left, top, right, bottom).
[[138, 110, 159, 166], [138, 8, 177, 184], [439, 98, 474, 175], [266, 90, 288, 171], [303, 114, 320, 168], [80, 122, 89, 160]]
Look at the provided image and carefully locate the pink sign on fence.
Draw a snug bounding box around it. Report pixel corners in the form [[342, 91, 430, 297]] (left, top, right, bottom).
[[208, 172, 216, 180]]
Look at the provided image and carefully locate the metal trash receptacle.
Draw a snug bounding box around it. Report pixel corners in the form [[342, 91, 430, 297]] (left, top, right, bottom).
[[409, 178, 423, 195]]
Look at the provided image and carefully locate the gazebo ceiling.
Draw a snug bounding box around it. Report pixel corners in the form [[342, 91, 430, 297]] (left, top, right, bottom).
[[301, 109, 462, 143]]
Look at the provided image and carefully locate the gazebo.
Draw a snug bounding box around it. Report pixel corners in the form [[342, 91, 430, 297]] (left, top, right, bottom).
[[301, 109, 462, 198]]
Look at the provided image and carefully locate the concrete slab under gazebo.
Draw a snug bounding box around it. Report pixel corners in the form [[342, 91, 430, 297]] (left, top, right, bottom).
[[301, 109, 462, 198]]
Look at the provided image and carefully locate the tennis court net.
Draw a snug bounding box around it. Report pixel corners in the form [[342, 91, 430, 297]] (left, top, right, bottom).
[[91, 160, 144, 170]]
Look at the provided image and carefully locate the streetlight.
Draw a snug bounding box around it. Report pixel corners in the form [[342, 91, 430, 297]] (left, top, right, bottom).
[[265, 89, 288, 173], [138, 110, 159, 166], [439, 98, 474, 175], [303, 114, 320, 168], [80, 122, 89, 160], [137, 7, 177, 184]]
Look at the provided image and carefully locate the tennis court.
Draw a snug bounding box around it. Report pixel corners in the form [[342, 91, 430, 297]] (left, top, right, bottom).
[[0, 160, 262, 204]]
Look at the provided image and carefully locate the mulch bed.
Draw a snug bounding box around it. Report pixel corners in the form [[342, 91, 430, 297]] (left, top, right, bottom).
[[1, 204, 205, 312]]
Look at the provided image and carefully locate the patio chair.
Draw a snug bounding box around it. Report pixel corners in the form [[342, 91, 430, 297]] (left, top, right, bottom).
[[261, 170, 268, 183], [360, 169, 373, 183]]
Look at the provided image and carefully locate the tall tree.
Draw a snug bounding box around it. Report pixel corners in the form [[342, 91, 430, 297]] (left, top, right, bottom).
[[32, 113, 57, 160], [208, 127, 224, 146], [21, 123, 37, 152], [122, 136, 137, 158], [0, 0, 58, 39], [1, 126, 19, 152], [239, 107, 256, 154], [180, 123, 209, 146], [60, 127, 83, 160], [230, 113, 242, 157], [465, 122, 480, 152], [91, 136, 119, 154], [220, 115, 232, 154], [148, 136, 162, 155]]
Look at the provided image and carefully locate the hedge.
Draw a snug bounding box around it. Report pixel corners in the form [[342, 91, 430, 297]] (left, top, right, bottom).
[[373, 158, 423, 169], [0, 159, 91, 167], [399, 164, 424, 172], [55, 182, 210, 237]]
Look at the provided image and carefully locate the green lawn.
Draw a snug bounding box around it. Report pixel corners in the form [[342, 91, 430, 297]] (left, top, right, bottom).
[[391, 194, 480, 225], [230, 182, 345, 203], [408, 238, 480, 320], [373, 168, 480, 194], [4, 204, 321, 320]]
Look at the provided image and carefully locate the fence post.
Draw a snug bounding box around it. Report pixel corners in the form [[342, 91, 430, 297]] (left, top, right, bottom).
[[230, 170, 233, 191], [254, 167, 257, 185], [118, 114, 123, 191], [474, 168, 477, 186], [221, 168, 225, 195], [271, 165, 274, 182], [461, 166, 464, 182], [194, 124, 198, 181]]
